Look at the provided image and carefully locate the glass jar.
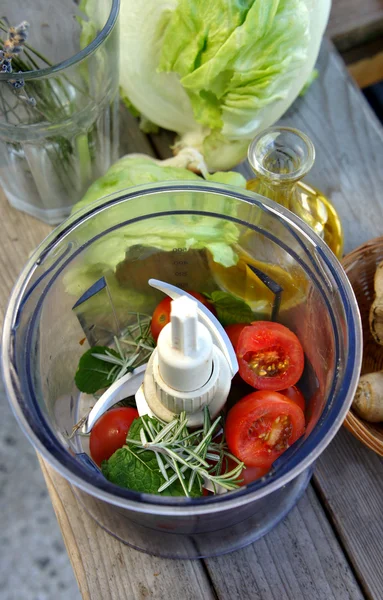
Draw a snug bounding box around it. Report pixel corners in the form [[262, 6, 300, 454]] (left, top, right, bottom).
[[247, 127, 344, 258], [0, 0, 120, 224]]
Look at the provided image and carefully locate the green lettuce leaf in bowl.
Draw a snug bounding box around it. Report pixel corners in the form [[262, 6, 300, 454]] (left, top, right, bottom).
[[65, 155, 245, 301]]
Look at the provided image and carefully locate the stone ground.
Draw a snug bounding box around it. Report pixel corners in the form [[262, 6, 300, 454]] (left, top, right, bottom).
[[0, 377, 81, 600]]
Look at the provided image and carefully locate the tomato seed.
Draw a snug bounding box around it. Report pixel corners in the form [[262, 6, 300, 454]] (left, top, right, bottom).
[[246, 350, 290, 378]]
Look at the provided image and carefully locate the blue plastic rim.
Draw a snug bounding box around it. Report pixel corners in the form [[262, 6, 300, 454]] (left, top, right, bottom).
[[1, 181, 362, 517]]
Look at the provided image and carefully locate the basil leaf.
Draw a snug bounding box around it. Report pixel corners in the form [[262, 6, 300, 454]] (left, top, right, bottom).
[[75, 346, 121, 394], [102, 416, 202, 497], [204, 291, 254, 326]]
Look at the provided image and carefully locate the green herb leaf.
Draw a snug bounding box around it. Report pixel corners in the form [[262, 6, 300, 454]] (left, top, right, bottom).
[[204, 291, 254, 326], [128, 416, 151, 441], [75, 346, 121, 394], [102, 416, 202, 497], [101, 446, 175, 495], [115, 396, 138, 409]]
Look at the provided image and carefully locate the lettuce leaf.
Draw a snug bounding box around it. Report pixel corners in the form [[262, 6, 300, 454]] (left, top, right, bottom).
[[72, 154, 246, 212], [82, 0, 330, 170], [159, 0, 310, 136], [65, 156, 244, 297]]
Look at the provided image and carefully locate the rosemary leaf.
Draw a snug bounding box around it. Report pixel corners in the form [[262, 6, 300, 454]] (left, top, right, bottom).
[[140, 428, 148, 446], [152, 420, 178, 444], [171, 457, 189, 497], [91, 353, 123, 366], [155, 452, 169, 481], [103, 414, 244, 498]]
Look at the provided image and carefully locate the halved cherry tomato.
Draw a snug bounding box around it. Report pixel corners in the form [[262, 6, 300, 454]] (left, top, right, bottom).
[[89, 407, 138, 466], [150, 291, 215, 341], [225, 323, 247, 351], [225, 390, 305, 468], [280, 385, 305, 411], [237, 321, 304, 391]]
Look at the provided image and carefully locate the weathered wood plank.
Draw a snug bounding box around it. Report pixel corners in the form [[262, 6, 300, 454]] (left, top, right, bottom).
[[326, 0, 383, 52], [347, 49, 383, 89], [204, 486, 363, 600], [119, 102, 154, 157], [315, 429, 383, 600], [281, 39, 383, 599], [0, 188, 51, 323], [217, 38, 383, 600], [0, 37, 381, 600], [39, 458, 216, 600]]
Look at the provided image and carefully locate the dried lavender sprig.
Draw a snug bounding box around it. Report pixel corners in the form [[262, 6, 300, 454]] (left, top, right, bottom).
[[0, 21, 36, 105]]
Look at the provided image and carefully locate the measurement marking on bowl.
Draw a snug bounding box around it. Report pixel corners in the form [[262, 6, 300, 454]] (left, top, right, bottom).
[[173, 249, 189, 284]]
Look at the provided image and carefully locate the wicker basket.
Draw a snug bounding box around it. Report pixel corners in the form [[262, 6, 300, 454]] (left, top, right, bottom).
[[342, 237, 383, 455]]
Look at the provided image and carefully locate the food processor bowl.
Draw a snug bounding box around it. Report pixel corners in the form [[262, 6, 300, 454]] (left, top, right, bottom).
[[2, 181, 362, 558]]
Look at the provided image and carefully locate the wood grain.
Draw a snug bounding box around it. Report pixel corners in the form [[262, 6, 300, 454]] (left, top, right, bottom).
[[205, 486, 363, 600], [348, 51, 383, 89], [0, 38, 382, 600], [39, 459, 215, 600], [0, 187, 51, 323], [327, 0, 383, 52], [230, 39, 383, 599], [119, 103, 155, 157], [315, 429, 383, 600], [285, 40, 383, 600]]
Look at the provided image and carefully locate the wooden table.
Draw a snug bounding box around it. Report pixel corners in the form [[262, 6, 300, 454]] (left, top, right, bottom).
[[328, 0, 383, 88], [1, 39, 383, 600]]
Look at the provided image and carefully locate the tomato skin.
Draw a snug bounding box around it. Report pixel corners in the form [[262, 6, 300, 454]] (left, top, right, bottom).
[[187, 291, 216, 315], [89, 407, 139, 467], [280, 386, 305, 411], [304, 389, 323, 437], [150, 291, 215, 341], [151, 297, 172, 341], [225, 323, 247, 351], [237, 321, 304, 391], [241, 465, 270, 485], [225, 390, 305, 468]]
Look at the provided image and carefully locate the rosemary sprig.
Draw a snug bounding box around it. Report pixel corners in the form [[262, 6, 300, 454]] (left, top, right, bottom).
[[126, 408, 245, 497], [89, 314, 155, 386], [74, 314, 156, 395]]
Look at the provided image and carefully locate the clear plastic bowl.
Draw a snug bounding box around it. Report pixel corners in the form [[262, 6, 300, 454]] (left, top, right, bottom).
[[1, 181, 362, 558]]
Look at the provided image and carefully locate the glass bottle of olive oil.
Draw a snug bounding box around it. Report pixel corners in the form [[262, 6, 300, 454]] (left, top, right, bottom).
[[246, 127, 344, 258]]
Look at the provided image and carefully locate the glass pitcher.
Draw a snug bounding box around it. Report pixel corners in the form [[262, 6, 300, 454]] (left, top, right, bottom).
[[246, 127, 344, 259]]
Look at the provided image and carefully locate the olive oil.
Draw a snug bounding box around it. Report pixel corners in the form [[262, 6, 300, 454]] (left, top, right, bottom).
[[207, 244, 307, 315], [246, 127, 344, 259]]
